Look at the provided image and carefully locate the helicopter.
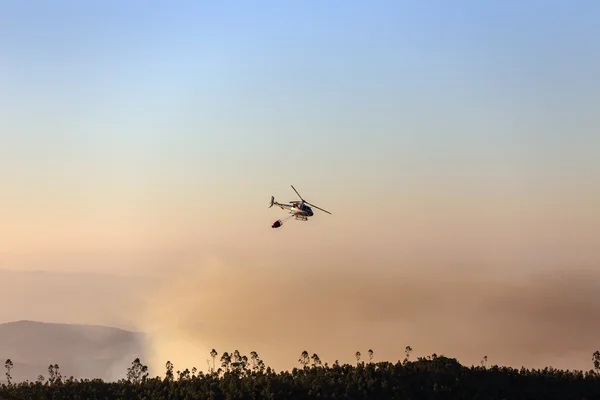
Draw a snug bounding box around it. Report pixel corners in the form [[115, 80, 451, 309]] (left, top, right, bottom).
[[269, 185, 331, 228]]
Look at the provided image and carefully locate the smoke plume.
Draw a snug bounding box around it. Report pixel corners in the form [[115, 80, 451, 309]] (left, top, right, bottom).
[[137, 258, 600, 375]]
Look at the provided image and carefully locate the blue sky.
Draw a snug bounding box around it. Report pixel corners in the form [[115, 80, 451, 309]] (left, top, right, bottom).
[[1, 0, 598, 263]]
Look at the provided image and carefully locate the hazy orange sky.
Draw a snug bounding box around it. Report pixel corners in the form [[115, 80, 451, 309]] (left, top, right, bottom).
[[1, 0, 599, 375]]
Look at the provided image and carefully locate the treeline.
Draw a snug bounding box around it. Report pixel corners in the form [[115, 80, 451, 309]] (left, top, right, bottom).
[[1, 348, 600, 399]]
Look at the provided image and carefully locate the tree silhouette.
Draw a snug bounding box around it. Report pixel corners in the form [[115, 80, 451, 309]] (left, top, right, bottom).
[[165, 360, 174, 381], [220, 352, 231, 371], [368, 349, 374, 362], [404, 346, 413, 364], [178, 368, 191, 380], [593, 351, 600, 374], [231, 350, 246, 372], [249, 351, 266, 372], [311, 353, 322, 367], [126, 358, 148, 383], [298, 351, 309, 367], [4, 359, 13, 385], [47, 364, 61, 384], [210, 349, 218, 372]]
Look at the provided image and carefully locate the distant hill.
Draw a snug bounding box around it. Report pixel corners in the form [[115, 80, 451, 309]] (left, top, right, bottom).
[[0, 268, 158, 332], [0, 320, 145, 383]]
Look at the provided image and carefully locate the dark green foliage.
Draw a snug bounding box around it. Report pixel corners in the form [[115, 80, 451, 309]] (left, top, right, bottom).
[[1, 349, 600, 399]]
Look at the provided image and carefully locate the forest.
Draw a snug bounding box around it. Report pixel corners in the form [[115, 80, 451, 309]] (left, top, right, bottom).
[[2, 348, 600, 399]]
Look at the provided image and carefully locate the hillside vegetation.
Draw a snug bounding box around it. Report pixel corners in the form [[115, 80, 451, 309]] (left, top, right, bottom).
[[2, 348, 600, 399]]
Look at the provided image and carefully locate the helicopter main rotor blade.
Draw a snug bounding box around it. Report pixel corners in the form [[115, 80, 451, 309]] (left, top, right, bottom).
[[289, 185, 331, 214], [291, 185, 304, 201], [306, 202, 331, 215]]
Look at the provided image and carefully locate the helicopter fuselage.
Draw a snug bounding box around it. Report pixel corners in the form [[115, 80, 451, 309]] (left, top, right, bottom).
[[274, 202, 314, 217]]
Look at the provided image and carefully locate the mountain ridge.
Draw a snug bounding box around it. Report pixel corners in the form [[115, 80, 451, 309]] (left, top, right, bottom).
[[1, 319, 143, 334], [0, 319, 146, 383]]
